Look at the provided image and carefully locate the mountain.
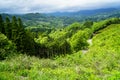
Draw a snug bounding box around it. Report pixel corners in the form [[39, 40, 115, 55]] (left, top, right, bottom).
[[48, 8, 118, 16], [1, 8, 120, 27]]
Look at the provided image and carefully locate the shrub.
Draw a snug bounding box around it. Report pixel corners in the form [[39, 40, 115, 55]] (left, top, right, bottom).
[[0, 33, 16, 60]]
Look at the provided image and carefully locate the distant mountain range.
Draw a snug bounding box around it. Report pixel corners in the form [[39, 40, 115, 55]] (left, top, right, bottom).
[[48, 8, 119, 16], [0, 8, 120, 27], [1, 8, 120, 18]]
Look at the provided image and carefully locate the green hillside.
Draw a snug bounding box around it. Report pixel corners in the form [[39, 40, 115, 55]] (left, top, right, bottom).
[[1, 16, 120, 79], [79, 24, 120, 79]]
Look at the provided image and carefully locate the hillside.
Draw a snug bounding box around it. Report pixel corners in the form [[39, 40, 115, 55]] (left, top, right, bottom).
[[80, 24, 120, 79], [1, 17, 120, 79]]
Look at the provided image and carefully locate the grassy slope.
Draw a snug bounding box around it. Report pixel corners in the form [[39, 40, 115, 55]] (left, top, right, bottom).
[[79, 24, 120, 79], [1, 24, 120, 80]]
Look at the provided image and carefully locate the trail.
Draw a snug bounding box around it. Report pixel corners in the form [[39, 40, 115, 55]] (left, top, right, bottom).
[[82, 39, 92, 54], [87, 39, 92, 45]]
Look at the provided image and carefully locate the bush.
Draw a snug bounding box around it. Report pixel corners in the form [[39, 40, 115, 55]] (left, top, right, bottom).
[[0, 33, 16, 60], [69, 29, 91, 52]]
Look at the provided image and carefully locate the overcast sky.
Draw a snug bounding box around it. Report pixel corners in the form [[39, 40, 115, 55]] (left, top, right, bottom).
[[0, 0, 120, 13]]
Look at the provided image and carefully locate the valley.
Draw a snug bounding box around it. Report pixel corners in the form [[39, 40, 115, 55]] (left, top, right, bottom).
[[0, 7, 120, 80]]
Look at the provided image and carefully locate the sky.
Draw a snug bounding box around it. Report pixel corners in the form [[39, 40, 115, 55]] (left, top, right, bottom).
[[0, 0, 120, 13]]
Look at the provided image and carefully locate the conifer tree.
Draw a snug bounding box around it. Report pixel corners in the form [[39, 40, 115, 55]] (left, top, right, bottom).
[[17, 18, 25, 52], [11, 16, 18, 41], [5, 17, 12, 39], [17, 18, 35, 55], [0, 15, 5, 33]]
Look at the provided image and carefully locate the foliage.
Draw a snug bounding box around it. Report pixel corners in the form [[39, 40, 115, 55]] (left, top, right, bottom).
[[77, 20, 94, 30], [0, 15, 5, 33], [0, 16, 120, 80], [1, 13, 120, 79], [0, 33, 16, 60], [0, 15, 36, 56], [79, 24, 120, 79], [35, 34, 71, 58], [4, 17, 12, 39], [92, 18, 120, 33], [69, 29, 91, 52]]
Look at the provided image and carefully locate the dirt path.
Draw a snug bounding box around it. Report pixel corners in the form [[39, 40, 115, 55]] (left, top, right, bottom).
[[87, 39, 92, 45], [82, 39, 92, 54]]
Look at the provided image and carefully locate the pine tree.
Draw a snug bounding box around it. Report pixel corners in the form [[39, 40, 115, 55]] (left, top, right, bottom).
[[18, 18, 25, 35], [17, 18, 35, 55], [0, 15, 5, 33], [11, 16, 18, 42], [17, 18, 25, 52], [24, 30, 36, 55], [5, 17, 12, 39]]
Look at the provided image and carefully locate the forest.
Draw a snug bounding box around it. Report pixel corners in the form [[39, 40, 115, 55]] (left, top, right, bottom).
[[1, 8, 120, 79]]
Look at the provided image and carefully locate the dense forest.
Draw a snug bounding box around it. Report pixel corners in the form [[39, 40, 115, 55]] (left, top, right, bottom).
[[1, 8, 120, 79]]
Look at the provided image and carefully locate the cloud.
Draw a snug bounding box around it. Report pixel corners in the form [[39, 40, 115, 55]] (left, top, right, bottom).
[[0, 0, 120, 13]]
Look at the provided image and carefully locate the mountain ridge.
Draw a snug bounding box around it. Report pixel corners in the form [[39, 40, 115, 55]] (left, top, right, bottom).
[[47, 8, 119, 16]]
